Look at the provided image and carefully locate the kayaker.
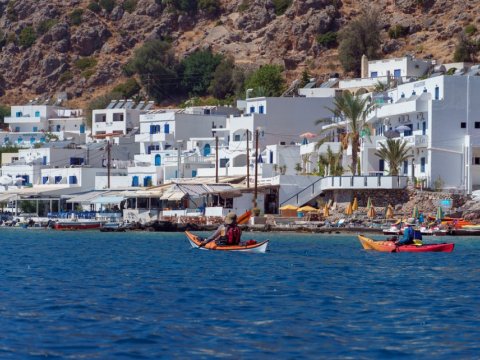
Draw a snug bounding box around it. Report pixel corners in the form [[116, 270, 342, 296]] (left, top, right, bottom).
[[199, 212, 242, 247], [395, 218, 415, 246]]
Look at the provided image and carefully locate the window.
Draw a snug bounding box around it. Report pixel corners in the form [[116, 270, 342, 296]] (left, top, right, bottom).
[[192, 170, 197, 177], [412, 90, 416, 96], [435, 86, 439, 100], [43, 156, 47, 165], [420, 157, 425, 173], [164, 124, 169, 134], [250, 106, 255, 114], [400, 93, 405, 98], [220, 158, 229, 168], [15, 127, 20, 132], [379, 159, 385, 172], [403, 160, 408, 175], [35, 111, 40, 117], [16, 112, 22, 117], [54, 176, 62, 184], [154, 154, 161, 166], [132, 176, 139, 187], [113, 113, 124, 122], [475, 157, 480, 165], [269, 151, 273, 164], [33, 127, 38, 132], [70, 157, 84, 165], [475, 122, 480, 129], [259, 105, 264, 114], [234, 134, 241, 141], [203, 144, 211, 156], [422, 121, 426, 135], [69, 176, 78, 184], [394, 69, 401, 78], [42, 176, 49, 184], [370, 71, 378, 78], [461, 122, 466, 129]]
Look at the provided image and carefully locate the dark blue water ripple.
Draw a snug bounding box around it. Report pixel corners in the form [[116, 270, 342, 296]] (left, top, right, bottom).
[[0, 229, 479, 358]]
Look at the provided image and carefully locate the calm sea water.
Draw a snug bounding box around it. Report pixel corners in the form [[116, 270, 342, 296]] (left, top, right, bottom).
[[0, 229, 479, 359]]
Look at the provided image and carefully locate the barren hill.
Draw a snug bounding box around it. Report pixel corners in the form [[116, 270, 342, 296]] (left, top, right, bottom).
[[0, 0, 477, 106]]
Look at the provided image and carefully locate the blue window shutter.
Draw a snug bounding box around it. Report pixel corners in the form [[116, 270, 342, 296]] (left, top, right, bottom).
[[42, 176, 48, 184]]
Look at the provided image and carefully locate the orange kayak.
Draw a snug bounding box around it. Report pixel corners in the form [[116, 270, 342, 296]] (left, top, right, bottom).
[[185, 231, 268, 253]]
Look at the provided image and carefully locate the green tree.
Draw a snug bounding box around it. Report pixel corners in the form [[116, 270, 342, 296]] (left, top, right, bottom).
[[164, 0, 197, 14], [338, 7, 381, 75], [317, 145, 343, 176], [198, 0, 221, 16], [124, 40, 179, 102], [208, 57, 244, 99], [316, 31, 337, 48], [245, 64, 286, 97], [19, 200, 37, 213], [316, 92, 375, 175], [123, 0, 137, 12], [69, 9, 84, 25], [300, 69, 310, 87], [88, 1, 101, 12], [453, 33, 478, 62], [180, 49, 223, 96], [0, 105, 10, 126], [112, 78, 141, 98], [272, 0, 292, 15], [99, 0, 116, 12], [374, 139, 411, 176], [37, 19, 58, 35], [18, 26, 36, 48]]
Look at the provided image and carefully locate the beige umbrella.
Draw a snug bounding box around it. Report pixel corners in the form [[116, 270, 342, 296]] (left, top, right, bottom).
[[345, 202, 353, 216], [386, 204, 394, 219], [323, 204, 330, 217], [367, 206, 377, 219], [352, 197, 358, 211]]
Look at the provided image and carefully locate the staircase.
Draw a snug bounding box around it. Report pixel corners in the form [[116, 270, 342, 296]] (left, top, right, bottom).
[[280, 177, 325, 207]]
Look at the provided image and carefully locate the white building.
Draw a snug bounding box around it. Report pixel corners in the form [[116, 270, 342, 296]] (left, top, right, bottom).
[[363, 74, 480, 192]]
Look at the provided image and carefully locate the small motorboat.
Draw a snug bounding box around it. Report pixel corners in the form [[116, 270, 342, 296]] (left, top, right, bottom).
[[358, 235, 454, 253], [382, 225, 402, 235], [185, 231, 269, 253]]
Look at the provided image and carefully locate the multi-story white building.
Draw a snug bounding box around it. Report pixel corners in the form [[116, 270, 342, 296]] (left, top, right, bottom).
[[362, 74, 480, 192]]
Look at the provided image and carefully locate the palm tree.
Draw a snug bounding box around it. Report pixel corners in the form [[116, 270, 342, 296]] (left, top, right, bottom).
[[374, 139, 411, 175], [315, 91, 375, 175], [318, 145, 343, 176]]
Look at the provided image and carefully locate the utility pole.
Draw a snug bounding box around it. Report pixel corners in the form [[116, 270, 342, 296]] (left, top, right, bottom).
[[254, 129, 259, 208], [215, 136, 219, 183], [107, 140, 111, 188], [177, 141, 181, 179], [246, 129, 250, 188]]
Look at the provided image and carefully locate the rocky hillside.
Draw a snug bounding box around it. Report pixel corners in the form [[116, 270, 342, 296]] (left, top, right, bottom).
[[0, 0, 477, 106]]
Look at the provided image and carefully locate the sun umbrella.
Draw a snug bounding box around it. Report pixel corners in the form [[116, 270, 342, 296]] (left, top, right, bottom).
[[367, 206, 376, 219], [384, 129, 400, 138], [345, 203, 353, 216], [279, 204, 298, 211], [412, 205, 419, 219], [386, 204, 394, 219], [297, 205, 317, 212], [323, 204, 330, 217], [436, 206, 444, 220], [352, 197, 358, 211], [299, 132, 317, 139], [366, 197, 372, 210], [396, 125, 411, 132]]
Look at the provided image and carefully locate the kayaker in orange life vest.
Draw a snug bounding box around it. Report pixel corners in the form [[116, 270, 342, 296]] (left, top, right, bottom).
[[199, 212, 242, 247]]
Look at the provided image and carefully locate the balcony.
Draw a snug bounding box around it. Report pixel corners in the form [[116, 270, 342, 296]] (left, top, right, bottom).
[[135, 133, 174, 143], [376, 135, 428, 148], [4, 116, 43, 124], [320, 175, 408, 191]]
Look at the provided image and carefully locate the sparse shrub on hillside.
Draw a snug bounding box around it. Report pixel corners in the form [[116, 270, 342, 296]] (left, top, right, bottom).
[[465, 24, 477, 36], [164, 0, 197, 14], [18, 26, 36, 48], [272, 0, 292, 16], [59, 71, 73, 84], [316, 31, 337, 48], [123, 0, 137, 13], [244, 64, 286, 97], [453, 33, 478, 62], [238, 0, 250, 12], [37, 19, 58, 36], [124, 40, 179, 102], [100, 0, 116, 12], [388, 24, 409, 39], [300, 69, 310, 87], [69, 9, 84, 25], [88, 1, 102, 13], [180, 49, 223, 96], [75, 57, 98, 70], [338, 7, 381, 75], [6, 1, 17, 21], [198, 0, 221, 17], [112, 78, 141, 98], [81, 69, 96, 79]]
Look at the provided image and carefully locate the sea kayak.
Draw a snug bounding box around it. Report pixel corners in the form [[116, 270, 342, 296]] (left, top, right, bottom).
[[185, 231, 269, 253], [358, 235, 454, 253]]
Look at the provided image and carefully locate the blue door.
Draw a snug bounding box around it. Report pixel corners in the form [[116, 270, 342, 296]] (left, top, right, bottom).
[[42, 156, 47, 165], [192, 170, 197, 177], [80, 124, 85, 134], [203, 144, 211, 156], [394, 69, 401, 78], [164, 124, 170, 134], [33, 127, 38, 132], [132, 176, 139, 187], [154, 154, 161, 166], [143, 176, 152, 187], [56, 125, 61, 132], [379, 159, 385, 172]]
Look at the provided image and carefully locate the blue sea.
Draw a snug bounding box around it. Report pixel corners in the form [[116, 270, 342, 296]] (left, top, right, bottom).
[[0, 229, 479, 359]]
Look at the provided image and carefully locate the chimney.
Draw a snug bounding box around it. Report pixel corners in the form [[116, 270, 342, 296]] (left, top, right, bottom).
[[361, 54, 368, 78]]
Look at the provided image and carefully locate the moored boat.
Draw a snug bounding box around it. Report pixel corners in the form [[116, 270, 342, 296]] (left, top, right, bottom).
[[185, 231, 269, 253], [54, 221, 103, 230], [358, 235, 454, 253]]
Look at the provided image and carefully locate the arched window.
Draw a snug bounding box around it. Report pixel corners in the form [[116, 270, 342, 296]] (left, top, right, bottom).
[[203, 143, 211, 156], [154, 154, 161, 166]]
